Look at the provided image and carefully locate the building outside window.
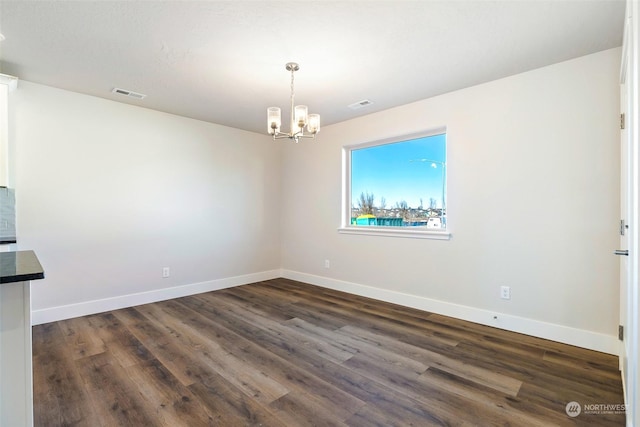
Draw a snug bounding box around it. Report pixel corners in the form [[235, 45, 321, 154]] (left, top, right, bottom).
[[341, 129, 449, 240]]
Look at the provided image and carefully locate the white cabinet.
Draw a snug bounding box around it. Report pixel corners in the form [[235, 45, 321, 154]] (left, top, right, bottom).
[[0, 251, 44, 427]]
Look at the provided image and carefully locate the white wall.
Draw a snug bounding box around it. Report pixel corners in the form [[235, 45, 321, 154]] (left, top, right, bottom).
[[10, 48, 622, 353], [281, 48, 622, 353], [12, 82, 282, 322]]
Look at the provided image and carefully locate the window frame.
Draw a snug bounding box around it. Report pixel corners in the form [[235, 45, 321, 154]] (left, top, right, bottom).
[[339, 127, 451, 240]]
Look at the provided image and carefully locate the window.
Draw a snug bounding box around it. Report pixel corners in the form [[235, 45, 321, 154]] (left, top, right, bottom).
[[340, 128, 449, 239]]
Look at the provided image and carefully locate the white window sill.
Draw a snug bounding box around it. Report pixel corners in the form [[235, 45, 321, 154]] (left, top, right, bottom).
[[337, 226, 451, 240]]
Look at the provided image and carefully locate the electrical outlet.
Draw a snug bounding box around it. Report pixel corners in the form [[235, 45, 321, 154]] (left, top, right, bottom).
[[324, 259, 330, 269], [162, 267, 170, 278], [500, 286, 511, 300]]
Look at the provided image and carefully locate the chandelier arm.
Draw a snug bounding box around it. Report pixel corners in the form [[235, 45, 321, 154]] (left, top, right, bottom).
[[272, 132, 316, 142], [272, 132, 291, 140]]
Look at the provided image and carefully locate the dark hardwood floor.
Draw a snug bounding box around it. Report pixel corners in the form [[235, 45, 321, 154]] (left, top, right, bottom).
[[32, 278, 625, 426]]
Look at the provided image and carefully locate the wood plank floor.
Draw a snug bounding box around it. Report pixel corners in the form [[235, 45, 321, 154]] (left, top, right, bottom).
[[32, 278, 625, 426]]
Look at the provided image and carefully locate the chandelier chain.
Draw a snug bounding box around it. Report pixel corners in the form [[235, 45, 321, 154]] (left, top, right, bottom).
[[290, 67, 295, 99], [289, 67, 295, 132]]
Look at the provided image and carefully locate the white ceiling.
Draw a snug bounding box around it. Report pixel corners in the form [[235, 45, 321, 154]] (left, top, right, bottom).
[[0, 1, 626, 135]]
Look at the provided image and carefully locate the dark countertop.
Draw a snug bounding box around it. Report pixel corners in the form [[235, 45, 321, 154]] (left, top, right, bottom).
[[0, 250, 45, 284]]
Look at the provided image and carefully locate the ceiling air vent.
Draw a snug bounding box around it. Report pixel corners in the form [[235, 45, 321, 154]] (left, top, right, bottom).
[[348, 99, 373, 110], [111, 88, 146, 100]]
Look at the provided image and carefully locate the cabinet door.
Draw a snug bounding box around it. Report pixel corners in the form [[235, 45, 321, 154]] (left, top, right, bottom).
[[0, 281, 33, 427]]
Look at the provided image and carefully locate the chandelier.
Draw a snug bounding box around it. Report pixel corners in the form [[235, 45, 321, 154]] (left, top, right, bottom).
[[267, 62, 320, 143]]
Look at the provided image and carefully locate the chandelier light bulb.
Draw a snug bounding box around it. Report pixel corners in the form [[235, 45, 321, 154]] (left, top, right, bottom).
[[307, 114, 320, 134], [295, 105, 308, 128], [267, 107, 281, 134]]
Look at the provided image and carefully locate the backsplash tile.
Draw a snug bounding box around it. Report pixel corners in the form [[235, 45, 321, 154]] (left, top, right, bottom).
[[0, 188, 16, 242]]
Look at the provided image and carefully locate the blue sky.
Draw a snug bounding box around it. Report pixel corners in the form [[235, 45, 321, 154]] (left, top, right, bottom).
[[351, 133, 446, 209]]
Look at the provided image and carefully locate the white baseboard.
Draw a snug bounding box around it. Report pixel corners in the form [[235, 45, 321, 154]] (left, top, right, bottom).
[[281, 269, 619, 355], [33, 268, 619, 355], [31, 269, 281, 325]]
